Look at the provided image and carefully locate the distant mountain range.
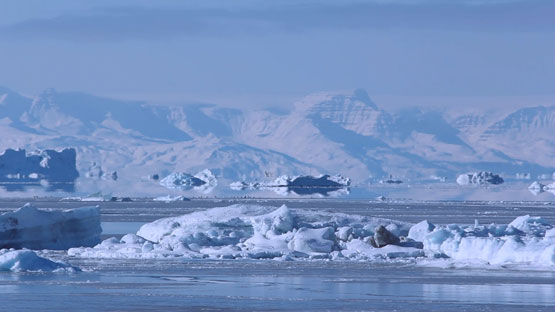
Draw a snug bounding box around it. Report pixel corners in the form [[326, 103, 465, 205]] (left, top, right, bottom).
[[0, 86, 553, 193]]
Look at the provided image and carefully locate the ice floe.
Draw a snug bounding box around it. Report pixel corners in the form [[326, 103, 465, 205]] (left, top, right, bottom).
[[0, 249, 78, 272], [67, 204, 555, 267], [456, 171, 504, 185], [0, 203, 101, 250]]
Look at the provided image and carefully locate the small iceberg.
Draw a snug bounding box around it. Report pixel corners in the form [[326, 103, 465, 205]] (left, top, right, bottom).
[[159, 169, 217, 193], [456, 171, 504, 186], [230, 174, 350, 197]]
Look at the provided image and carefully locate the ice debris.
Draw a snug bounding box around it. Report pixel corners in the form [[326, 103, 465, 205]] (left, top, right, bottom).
[[0, 249, 78, 272], [0, 203, 101, 250], [159, 169, 217, 193], [456, 171, 504, 186]]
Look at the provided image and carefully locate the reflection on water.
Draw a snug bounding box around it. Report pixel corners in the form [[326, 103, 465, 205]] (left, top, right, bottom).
[[1, 260, 554, 311], [422, 282, 555, 305], [0, 181, 75, 193], [285, 186, 350, 196]]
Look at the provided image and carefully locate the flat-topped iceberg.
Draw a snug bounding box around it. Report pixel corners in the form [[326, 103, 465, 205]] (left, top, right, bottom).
[[0, 203, 101, 250], [456, 171, 504, 186], [68, 205, 555, 267], [0, 249, 78, 272], [0, 148, 79, 191], [230, 174, 350, 196]]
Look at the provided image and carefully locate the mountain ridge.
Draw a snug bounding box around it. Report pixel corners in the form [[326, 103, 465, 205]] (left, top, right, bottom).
[[0, 86, 553, 193]]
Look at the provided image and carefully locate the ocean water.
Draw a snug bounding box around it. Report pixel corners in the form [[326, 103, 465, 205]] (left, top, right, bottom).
[[1, 199, 554, 311]]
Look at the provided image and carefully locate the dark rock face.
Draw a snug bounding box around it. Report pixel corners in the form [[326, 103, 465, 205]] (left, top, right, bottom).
[[0, 148, 79, 183], [369, 225, 401, 248]]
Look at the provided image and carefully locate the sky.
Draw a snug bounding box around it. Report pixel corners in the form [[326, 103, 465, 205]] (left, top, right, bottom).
[[0, 0, 554, 110]]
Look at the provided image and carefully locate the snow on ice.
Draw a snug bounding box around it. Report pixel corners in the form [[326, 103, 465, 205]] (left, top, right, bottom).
[[0, 203, 101, 250], [68, 205, 555, 267]]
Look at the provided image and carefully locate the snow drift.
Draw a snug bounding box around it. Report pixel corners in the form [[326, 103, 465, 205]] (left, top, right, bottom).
[[0, 203, 101, 250]]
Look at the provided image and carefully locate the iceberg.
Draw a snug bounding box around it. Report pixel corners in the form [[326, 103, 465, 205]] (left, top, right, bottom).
[[80, 191, 112, 202], [0, 249, 77, 272], [89, 165, 117, 181], [528, 181, 546, 195], [159, 169, 217, 193], [456, 171, 504, 186], [230, 174, 350, 196], [0, 148, 79, 191], [0, 203, 101, 250]]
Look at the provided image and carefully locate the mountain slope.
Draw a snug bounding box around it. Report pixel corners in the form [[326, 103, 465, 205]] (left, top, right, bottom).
[[0, 86, 553, 195]]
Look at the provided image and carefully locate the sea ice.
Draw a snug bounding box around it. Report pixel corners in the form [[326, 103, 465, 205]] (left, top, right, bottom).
[[68, 205, 555, 267], [0, 203, 101, 250], [0, 249, 77, 272], [69, 204, 412, 260]]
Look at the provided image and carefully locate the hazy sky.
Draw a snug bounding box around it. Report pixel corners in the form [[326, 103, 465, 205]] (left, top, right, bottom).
[[1, 0, 554, 109]]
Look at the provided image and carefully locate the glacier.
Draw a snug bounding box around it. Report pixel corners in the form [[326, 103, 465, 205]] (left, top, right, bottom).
[[0, 203, 101, 250], [68, 205, 555, 267]]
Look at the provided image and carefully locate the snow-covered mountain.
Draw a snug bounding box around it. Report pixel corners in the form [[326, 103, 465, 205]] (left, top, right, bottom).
[[0, 86, 553, 194]]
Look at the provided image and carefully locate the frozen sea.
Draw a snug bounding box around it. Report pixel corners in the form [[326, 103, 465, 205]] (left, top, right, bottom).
[[1, 198, 554, 311]]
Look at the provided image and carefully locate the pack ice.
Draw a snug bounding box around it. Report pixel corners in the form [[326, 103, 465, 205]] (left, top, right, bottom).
[[68, 204, 555, 267], [0, 203, 101, 250]]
